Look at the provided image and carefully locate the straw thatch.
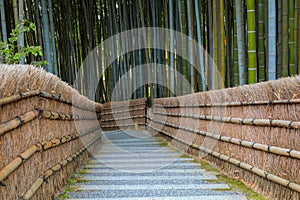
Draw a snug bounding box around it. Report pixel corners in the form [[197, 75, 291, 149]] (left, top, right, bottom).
[[0, 65, 102, 200], [100, 98, 146, 131], [148, 76, 300, 200]]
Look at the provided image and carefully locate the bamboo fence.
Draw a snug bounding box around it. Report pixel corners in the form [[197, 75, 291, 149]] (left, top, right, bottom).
[[147, 76, 300, 200], [0, 65, 102, 200], [100, 98, 147, 131]]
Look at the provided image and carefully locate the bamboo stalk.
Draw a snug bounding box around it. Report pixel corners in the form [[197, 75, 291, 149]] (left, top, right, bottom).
[[101, 123, 145, 129], [100, 107, 145, 116], [0, 91, 38, 106], [0, 110, 39, 137], [101, 115, 145, 122]]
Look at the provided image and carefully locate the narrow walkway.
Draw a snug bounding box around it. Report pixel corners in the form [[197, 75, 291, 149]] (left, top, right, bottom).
[[67, 131, 246, 200]]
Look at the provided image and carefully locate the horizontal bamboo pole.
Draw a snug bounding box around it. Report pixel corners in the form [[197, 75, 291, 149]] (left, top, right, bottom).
[[39, 91, 101, 113], [101, 115, 145, 122], [101, 101, 146, 111], [0, 127, 101, 184], [39, 110, 98, 121], [148, 117, 300, 159], [100, 107, 146, 116], [101, 123, 145, 129], [21, 136, 101, 200], [0, 110, 39, 137], [153, 98, 300, 108], [147, 124, 300, 193], [0, 90, 101, 112], [0, 91, 38, 106], [153, 111, 300, 129]]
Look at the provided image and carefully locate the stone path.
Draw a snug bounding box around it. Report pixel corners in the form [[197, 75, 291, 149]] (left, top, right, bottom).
[[66, 130, 246, 200]]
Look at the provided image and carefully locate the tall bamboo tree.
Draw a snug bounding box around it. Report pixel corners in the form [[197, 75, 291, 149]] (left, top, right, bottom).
[[48, 0, 58, 75], [296, 0, 300, 73], [169, 0, 175, 95], [0, 0, 7, 43], [257, 0, 265, 81], [247, 0, 257, 83], [233, 0, 239, 86], [219, 0, 225, 88], [281, 0, 289, 77], [187, 0, 195, 91], [289, 0, 295, 75], [41, 0, 53, 73], [268, 0, 276, 80], [235, 0, 246, 85], [194, 0, 206, 91]]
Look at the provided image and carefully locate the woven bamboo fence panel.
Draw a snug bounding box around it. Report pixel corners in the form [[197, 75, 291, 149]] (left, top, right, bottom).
[[100, 98, 146, 131], [0, 65, 102, 200], [147, 76, 300, 200]]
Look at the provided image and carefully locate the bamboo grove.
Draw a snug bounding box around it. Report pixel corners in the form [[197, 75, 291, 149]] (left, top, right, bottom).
[[0, 0, 299, 103]]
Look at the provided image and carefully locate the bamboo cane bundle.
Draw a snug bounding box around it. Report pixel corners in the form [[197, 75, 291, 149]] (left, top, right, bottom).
[[0, 110, 39, 136]]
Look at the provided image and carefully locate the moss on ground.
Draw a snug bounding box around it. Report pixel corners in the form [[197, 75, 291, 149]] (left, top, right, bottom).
[[182, 153, 266, 200], [161, 138, 266, 200], [57, 175, 78, 200]]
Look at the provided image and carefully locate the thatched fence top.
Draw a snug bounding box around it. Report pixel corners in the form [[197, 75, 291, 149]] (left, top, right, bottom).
[[0, 65, 102, 200], [148, 75, 300, 200]]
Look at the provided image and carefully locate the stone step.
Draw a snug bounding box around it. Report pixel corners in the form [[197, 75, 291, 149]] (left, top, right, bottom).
[[83, 168, 210, 174], [88, 158, 193, 164], [85, 162, 200, 169], [76, 183, 230, 191], [67, 195, 247, 200], [78, 175, 218, 181], [62, 131, 246, 200], [68, 189, 243, 199]]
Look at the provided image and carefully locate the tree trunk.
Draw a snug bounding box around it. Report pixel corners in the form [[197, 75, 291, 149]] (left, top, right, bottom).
[[281, 0, 289, 77], [0, 0, 7, 43], [289, 0, 295, 75], [235, 0, 246, 85], [257, 0, 265, 81], [194, 0, 206, 91], [41, 0, 53, 73], [48, 0, 58, 75], [247, 0, 257, 83], [268, 0, 276, 80]]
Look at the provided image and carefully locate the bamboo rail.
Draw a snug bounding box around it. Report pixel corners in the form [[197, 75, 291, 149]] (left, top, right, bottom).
[[0, 110, 39, 137], [0, 127, 100, 184], [0, 91, 38, 106], [0, 90, 100, 113], [153, 98, 300, 108], [153, 111, 300, 129], [21, 136, 101, 200], [101, 102, 146, 111], [101, 122, 145, 129], [100, 107, 146, 116], [100, 115, 145, 122], [148, 116, 300, 159], [39, 110, 98, 121], [147, 124, 300, 193]]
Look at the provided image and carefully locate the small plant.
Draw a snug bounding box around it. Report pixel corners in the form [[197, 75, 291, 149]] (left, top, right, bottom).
[[0, 20, 47, 67]]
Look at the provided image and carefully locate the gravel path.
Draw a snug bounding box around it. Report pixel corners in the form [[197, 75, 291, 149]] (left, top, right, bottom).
[[66, 130, 246, 200]]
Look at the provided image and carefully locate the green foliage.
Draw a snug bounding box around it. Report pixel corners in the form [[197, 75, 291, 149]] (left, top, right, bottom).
[[0, 20, 47, 67]]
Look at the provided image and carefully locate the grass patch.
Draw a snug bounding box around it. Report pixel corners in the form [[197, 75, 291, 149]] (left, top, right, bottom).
[[155, 137, 169, 147], [198, 159, 265, 199], [78, 169, 88, 175], [152, 137, 265, 199], [180, 154, 190, 158], [57, 175, 78, 200]]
